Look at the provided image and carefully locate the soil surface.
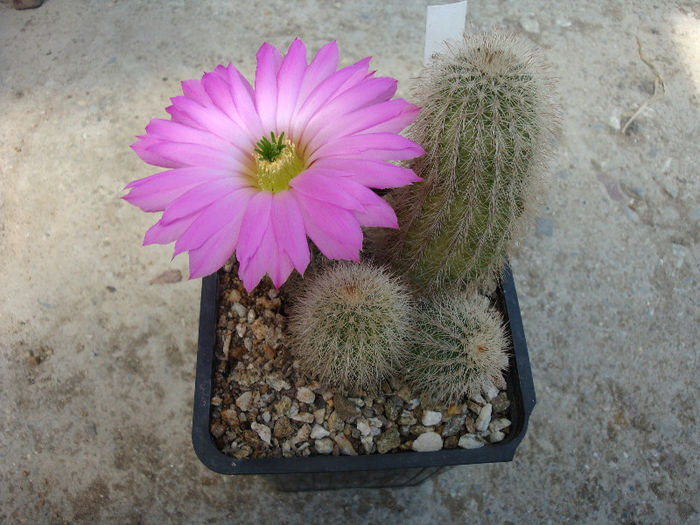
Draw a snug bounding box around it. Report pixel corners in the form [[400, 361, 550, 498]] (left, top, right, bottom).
[[1, 1, 698, 523]]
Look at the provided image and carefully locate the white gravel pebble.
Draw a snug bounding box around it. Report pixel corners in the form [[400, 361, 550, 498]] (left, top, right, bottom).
[[235, 391, 253, 411], [250, 422, 271, 445], [484, 382, 499, 401], [266, 374, 291, 392], [314, 438, 334, 454], [291, 412, 314, 423], [458, 434, 484, 449], [246, 309, 256, 323], [489, 431, 506, 443], [421, 410, 442, 426], [232, 303, 247, 318], [489, 418, 511, 432], [412, 432, 443, 452], [361, 435, 374, 454], [356, 418, 372, 437], [333, 434, 358, 456], [296, 387, 315, 405], [235, 324, 247, 338], [475, 403, 493, 432], [310, 424, 330, 440]]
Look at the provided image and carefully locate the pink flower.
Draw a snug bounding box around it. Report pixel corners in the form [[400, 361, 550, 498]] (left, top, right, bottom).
[[123, 40, 424, 292]]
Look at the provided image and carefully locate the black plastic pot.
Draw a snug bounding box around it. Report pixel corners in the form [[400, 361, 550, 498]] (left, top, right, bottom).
[[192, 265, 536, 491]]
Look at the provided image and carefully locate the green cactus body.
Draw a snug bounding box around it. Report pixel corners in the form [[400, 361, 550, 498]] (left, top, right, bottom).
[[288, 262, 411, 392], [406, 292, 509, 405], [388, 32, 555, 292]]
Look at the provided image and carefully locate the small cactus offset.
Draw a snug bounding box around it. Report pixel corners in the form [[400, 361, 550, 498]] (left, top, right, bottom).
[[406, 292, 509, 405], [288, 262, 411, 392], [387, 31, 557, 292]]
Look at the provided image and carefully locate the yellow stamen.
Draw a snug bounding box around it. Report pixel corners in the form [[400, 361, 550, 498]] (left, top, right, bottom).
[[254, 139, 305, 193]]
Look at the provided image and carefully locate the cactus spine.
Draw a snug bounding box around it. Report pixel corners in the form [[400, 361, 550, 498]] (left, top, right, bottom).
[[288, 262, 411, 392], [387, 32, 556, 292], [406, 292, 509, 404]]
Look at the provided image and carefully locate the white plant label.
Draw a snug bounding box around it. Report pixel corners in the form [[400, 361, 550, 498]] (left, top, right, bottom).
[[424, 1, 468, 65]]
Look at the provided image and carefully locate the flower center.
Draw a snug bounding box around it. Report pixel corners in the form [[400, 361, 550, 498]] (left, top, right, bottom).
[[254, 132, 305, 193]]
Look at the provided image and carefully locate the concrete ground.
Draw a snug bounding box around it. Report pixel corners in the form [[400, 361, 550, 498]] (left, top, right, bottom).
[[1, 0, 698, 523]]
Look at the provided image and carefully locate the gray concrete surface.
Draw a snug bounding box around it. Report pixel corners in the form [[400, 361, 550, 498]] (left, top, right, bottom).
[[1, 0, 698, 523]]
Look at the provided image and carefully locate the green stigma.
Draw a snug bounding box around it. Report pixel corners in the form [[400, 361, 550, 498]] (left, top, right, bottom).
[[254, 131, 287, 162], [254, 133, 305, 193]]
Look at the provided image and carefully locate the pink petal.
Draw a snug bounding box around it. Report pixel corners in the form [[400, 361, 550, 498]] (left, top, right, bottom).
[[226, 66, 264, 139], [289, 59, 373, 141], [301, 77, 398, 146], [187, 219, 240, 279], [275, 39, 307, 132], [161, 178, 243, 225], [254, 43, 283, 131], [201, 72, 244, 128], [289, 169, 364, 211], [237, 225, 276, 291], [145, 118, 233, 152], [293, 192, 363, 261], [317, 176, 398, 229], [174, 187, 255, 255], [123, 167, 232, 212], [143, 214, 198, 245], [181, 78, 210, 106], [270, 191, 310, 273], [145, 142, 243, 170], [310, 158, 422, 189], [236, 191, 273, 265], [297, 41, 339, 109], [333, 57, 372, 94], [310, 133, 424, 163], [306, 99, 420, 152], [131, 136, 181, 168]]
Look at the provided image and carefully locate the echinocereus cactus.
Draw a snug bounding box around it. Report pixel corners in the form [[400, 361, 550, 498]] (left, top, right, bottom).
[[406, 292, 509, 404], [386, 32, 557, 292], [123, 39, 423, 292], [288, 262, 411, 392]]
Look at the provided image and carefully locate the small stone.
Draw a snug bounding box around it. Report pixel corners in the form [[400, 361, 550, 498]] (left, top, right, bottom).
[[535, 217, 554, 237], [296, 387, 315, 405], [310, 424, 330, 440], [492, 392, 510, 413], [376, 427, 401, 454], [233, 446, 252, 458], [228, 289, 241, 303], [313, 408, 326, 425], [471, 393, 487, 405], [348, 397, 365, 407], [397, 386, 412, 402], [261, 411, 271, 424], [368, 417, 383, 429], [663, 180, 679, 199], [467, 401, 482, 414], [266, 374, 291, 392], [333, 395, 359, 421], [398, 411, 417, 426], [315, 438, 334, 454], [333, 434, 358, 456], [476, 404, 493, 432], [210, 422, 225, 438], [422, 410, 442, 426], [250, 422, 271, 445], [235, 324, 247, 338], [246, 309, 256, 323], [406, 398, 420, 410], [236, 391, 253, 411], [361, 435, 374, 454], [493, 373, 507, 391], [291, 424, 311, 446], [458, 434, 484, 449], [412, 432, 443, 452], [520, 16, 540, 34], [609, 108, 622, 131], [484, 382, 499, 401], [489, 431, 506, 443], [327, 411, 345, 432], [220, 409, 239, 427], [444, 436, 458, 449], [274, 396, 292, 416], [273, 416, 294, 438], [356, 418, 372, 437], [289, 401, 299, 417], [489, 418, 511, 432], [232, 303, 246, 318], [291, 412, 314, 424], [385, 396, 403, 421], [441, 414, 467, 437]]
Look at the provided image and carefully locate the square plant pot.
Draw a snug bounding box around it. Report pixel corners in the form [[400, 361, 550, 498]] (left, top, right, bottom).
[[192, 265, 535, 491]]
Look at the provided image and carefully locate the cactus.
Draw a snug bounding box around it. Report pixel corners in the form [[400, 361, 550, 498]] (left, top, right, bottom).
[[288, 262, 411, 392], [406, 292, 509, 405], [386, 32, 557, 292]]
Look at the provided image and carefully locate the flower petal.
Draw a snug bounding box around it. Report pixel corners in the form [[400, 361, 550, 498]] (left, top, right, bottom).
[[145, 118, 234, 153], [131, 136, 181, 168], [187, 220, 240, 279], [161, 178, 243, 225], [297, 41, 339, 109], [145, 142, 243, 170], [293, 192, 363, 261], [310, 158, 422, 189], [310, 133, 425, 162], [174, 187, 255, 255], [276, 39, 307, 132], [254, 43, 283, 131], [270, 190, 310, 273], [236, 191, 273, 264], [289, 169, 364, 211], [143, 214, 198, 246], [226, 66, 264, 139], [122, 167, 232, 212]]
